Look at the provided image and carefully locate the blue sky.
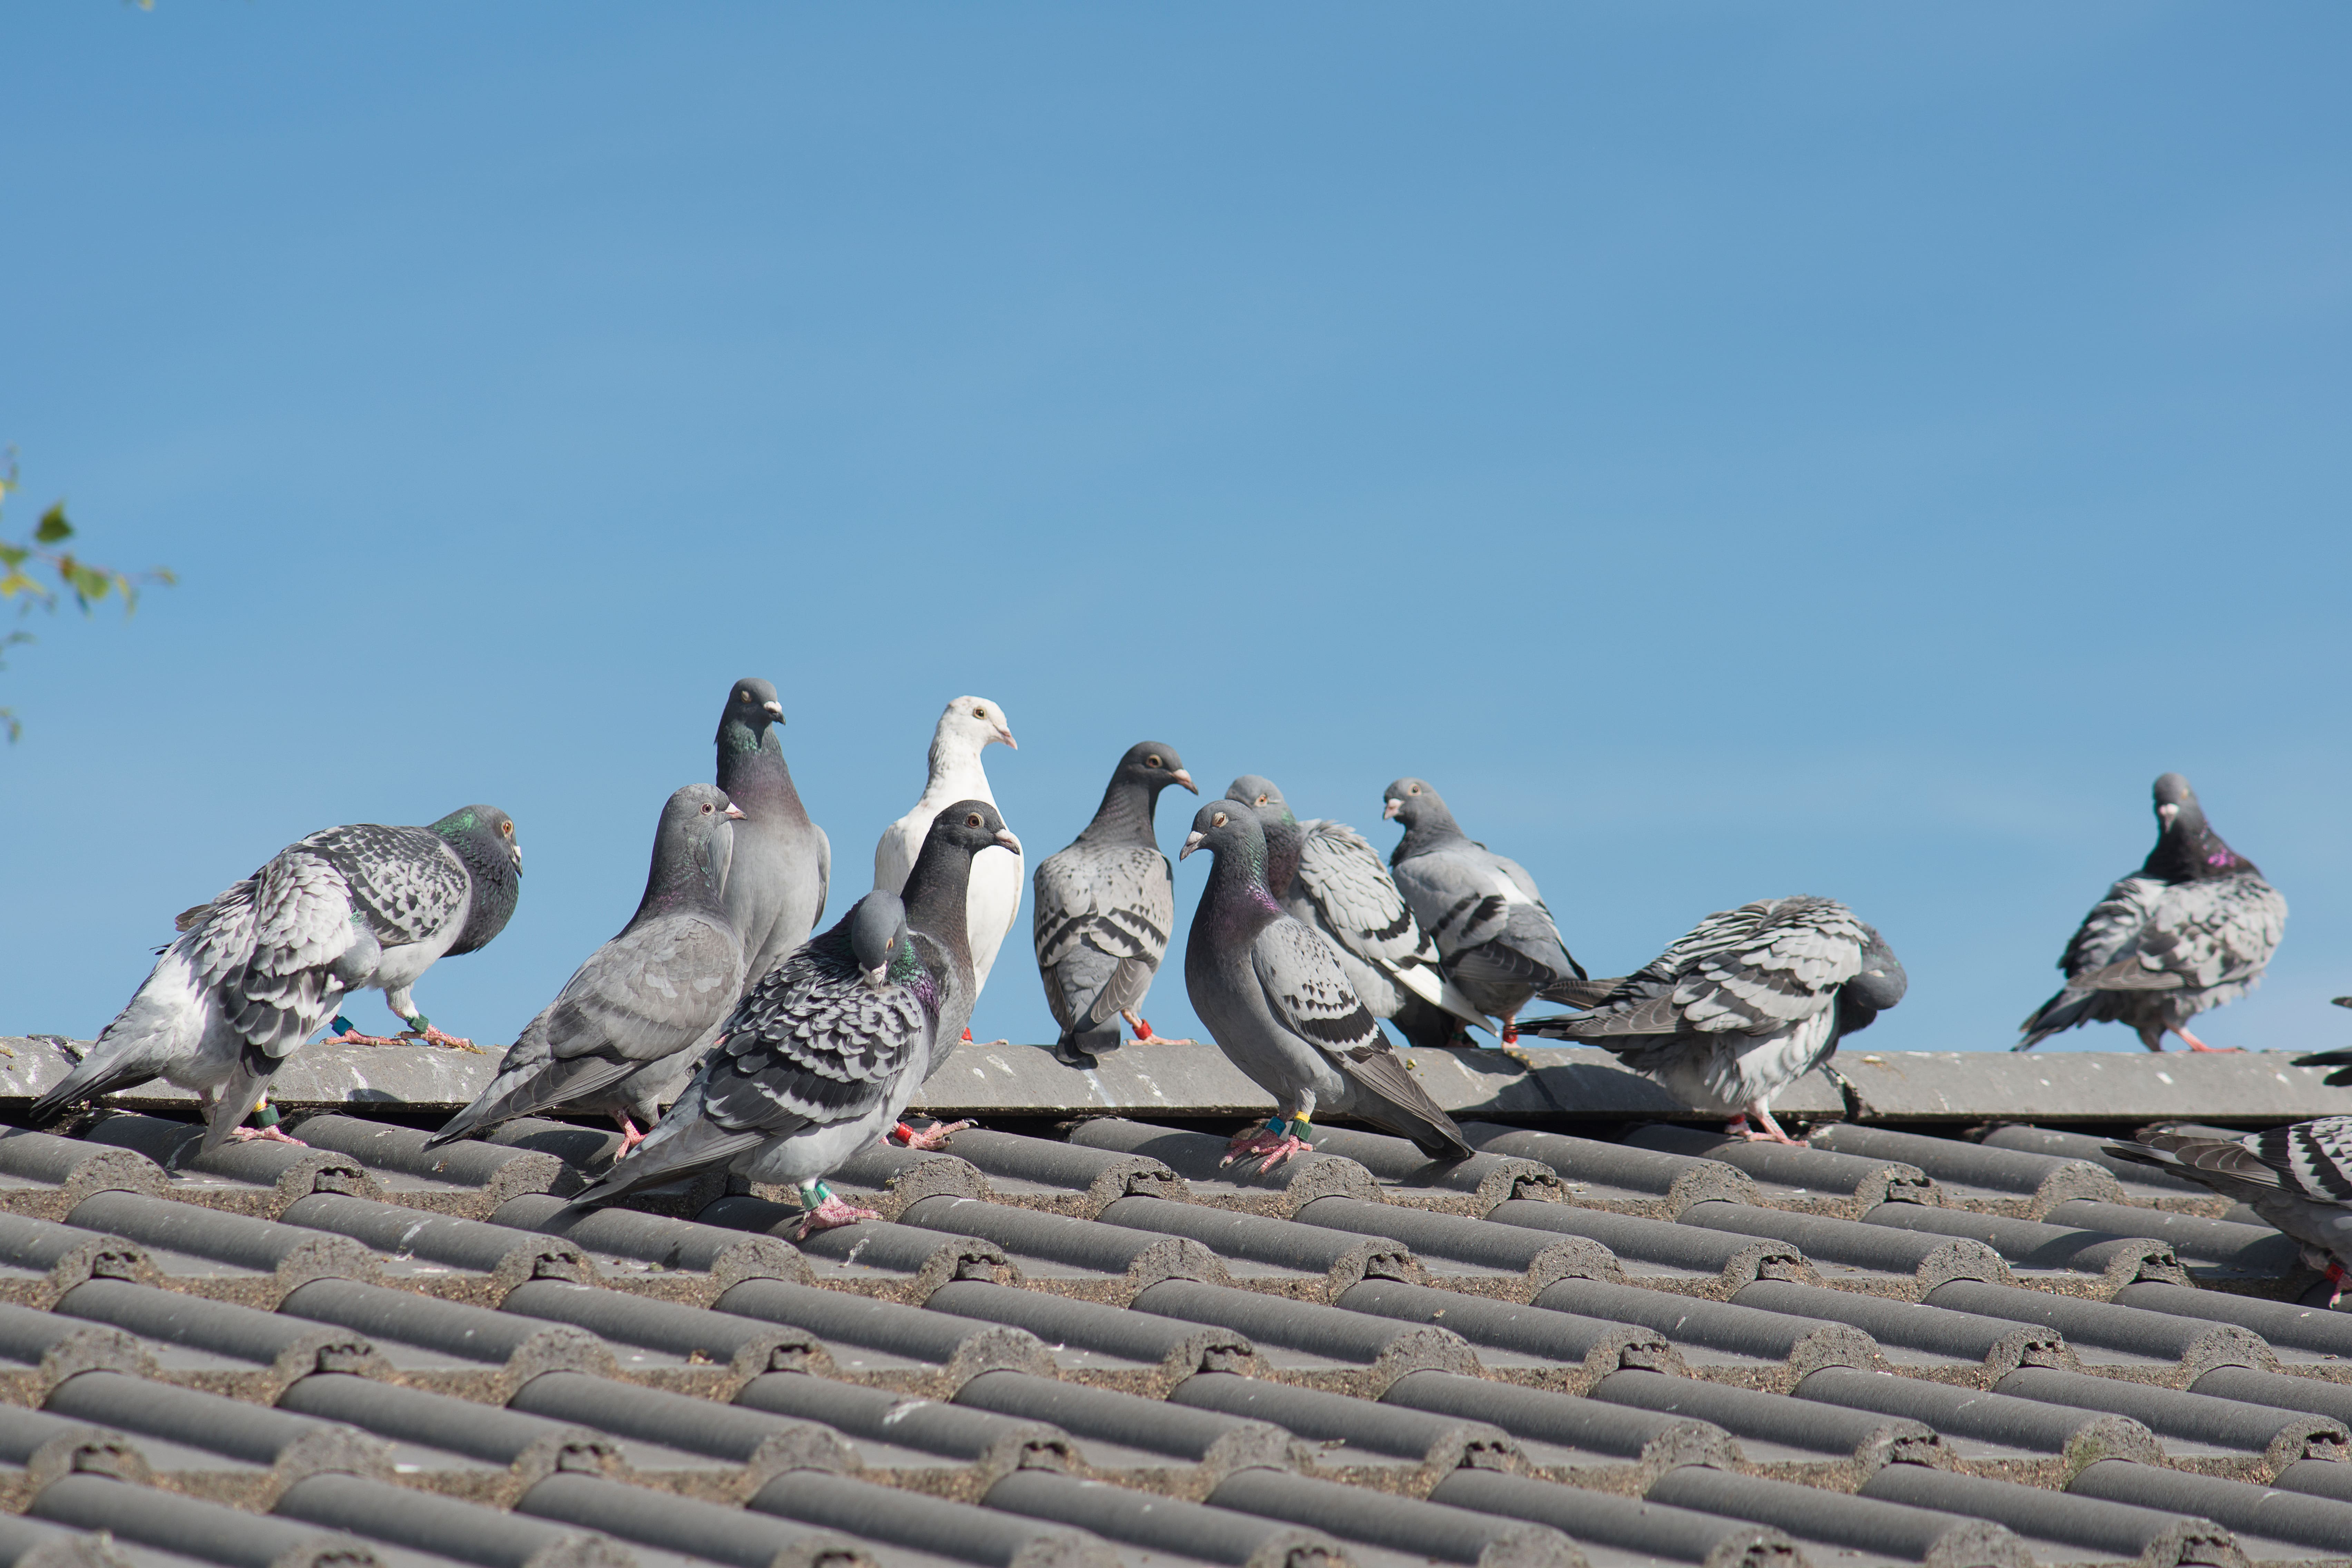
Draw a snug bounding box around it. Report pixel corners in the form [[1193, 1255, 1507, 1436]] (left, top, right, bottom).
[[5, 4, 2348, 1063]]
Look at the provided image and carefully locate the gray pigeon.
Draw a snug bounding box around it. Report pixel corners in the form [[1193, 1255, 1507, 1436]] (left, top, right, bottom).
[[2106, 1121, 2352, 1306], [570, 801, 1019, 1235], [1518, 898, 1906, 1144], [1225, 776, 1489, 1044], [426, 785, 745, 1154], [2017, 773, 2286, 1053], [1381, 777, 1586, 1044], [717, 678, 831, 997], [1033, 742, 1199, 1068], [1181, 800, 1471, 1171], [33, 805, 522, 1152]]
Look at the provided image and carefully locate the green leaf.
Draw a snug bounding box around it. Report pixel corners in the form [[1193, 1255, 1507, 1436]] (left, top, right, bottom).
[[0, 544, 24, 569], [33, 504, 72, 545]]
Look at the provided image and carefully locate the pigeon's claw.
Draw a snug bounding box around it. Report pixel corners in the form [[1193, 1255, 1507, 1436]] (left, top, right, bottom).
[[1122, 1011, 1195, 1046], [1222, 1120, 1312, 1171], [1731, 1107, 1807, 1146], [794, 1193, 881, 1239], [230, 1125, 308, 1146], [612, 1114, 647, 1159], [320, 1027, 405, 1047], [897, 1118, 975, 1152], [398, 1025, 483, 1054]]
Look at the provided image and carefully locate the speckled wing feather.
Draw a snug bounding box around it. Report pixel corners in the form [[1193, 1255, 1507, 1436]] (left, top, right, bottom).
[[1032, 843, 1173, 1033], [304, 824, 472, 949], [1394, 842, 1583, 992], [190, 845, 374, 1059], [699, 923, 937, 1135], [1294, 822, 1428, 970], [2108, 1119, 2352, 1278], [2067, 877, 2288, 994]]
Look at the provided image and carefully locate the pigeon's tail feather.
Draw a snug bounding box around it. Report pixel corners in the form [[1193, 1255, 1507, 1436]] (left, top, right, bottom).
[[32, 952, 211, 1122], [201, 1040, 279, 1155], [1393, 961, 1492, 1031], [2295, 1050, 2352, 1088], [1341, 1050, 1474, 1162], [1539, 976, 1622, 1009], [2104, 1129, 2287, 1201], [2015, 986, 2118, 1051], [570, 1114, 767, 1206], [428, 1055, 638, 1149]]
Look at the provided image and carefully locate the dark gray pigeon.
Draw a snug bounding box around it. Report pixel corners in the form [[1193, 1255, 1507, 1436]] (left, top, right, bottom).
[[569, 801, 1019, 1235], [1181, 800, 1470, 1172], [2289, 999, 2352, 1086], [2017, 773, 2286, 1053], [33, 805, 522, 1152], [426, 785, 745, 1155], [1518, 897, 1905, 1144], [2107, 1121, 2352, 1306], [1032, 742, 1199, 1068], [1381, 777, 1586, 1044], [1226, 776, 1489, 1043], [717, 678, 831, 997]]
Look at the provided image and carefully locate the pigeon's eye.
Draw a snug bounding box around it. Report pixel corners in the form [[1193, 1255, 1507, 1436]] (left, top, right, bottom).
[[972, 707, 987, 719], [499, 820, 513, 836], [1410, 784, 1421, 794], [1212, 811, 1228, 829], [1146, 755, 1163, 769], [701, 802, 713, 814], [1254, 794, 1267, 806], [966, 812, 983, 829]]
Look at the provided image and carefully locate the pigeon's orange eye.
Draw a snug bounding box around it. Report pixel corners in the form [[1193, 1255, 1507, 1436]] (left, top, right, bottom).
[[1255, 794, 1267, 806], [500, 820, 513, 836], [966, 813, 983, 828]]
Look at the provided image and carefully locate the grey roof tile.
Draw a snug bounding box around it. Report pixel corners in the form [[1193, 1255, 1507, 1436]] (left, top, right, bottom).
[[1484, 1204, 1802, 1296], [1384, 1370, 1737, 1477], [1991, 1368, 2348, 1466], [1804, 1129, 2120, 1218], [1794, 1368, 2162, 1465], [1428, 1470, 1803, 1568], [274, 1472, 630, 1568], [981, 1470, 1341, 1568], [1332, 1278, 1676, 1387], [1859, 1463, 2237, 1567], [1203, 1467, 1582, 1568], [1647, 1465, 2029, 1567], [1526, 1280, 1875, 1379], [1619, 1127, 1939, 1216], [1170, 1370, 1517, 1470], [2114, 1283, 2352, 1363], [0, 1511, 135, 1568], [1463, 1127, 1756, 1218], [1918, 1281, 2271, 1373], [32, 1472, 388, 1568], [1726, 1281, 2061, 1375], [517, 1473, 876, 1568], [1588, 1371, 1940, 1470], [2067, 1460, 2352, 1555], [281, 1370, 614, 1475]]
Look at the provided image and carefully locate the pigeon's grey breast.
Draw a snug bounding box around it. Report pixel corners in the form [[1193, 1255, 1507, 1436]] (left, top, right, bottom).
[[726, 811, 832, 994]]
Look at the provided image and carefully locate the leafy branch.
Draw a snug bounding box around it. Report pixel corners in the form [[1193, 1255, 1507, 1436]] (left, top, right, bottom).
[[1, 450, 176, 741]]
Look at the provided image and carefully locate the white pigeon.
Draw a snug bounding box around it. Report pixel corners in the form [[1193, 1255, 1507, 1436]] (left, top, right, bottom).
[[874, 696, 1022, 1041]]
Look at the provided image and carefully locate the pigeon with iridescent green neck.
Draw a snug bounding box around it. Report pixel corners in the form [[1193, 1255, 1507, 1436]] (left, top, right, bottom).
[[426, 785, 743, 1155], [32, 804, 522, 1152], [571, 802, 1019, 1235], [717, 677, 830, 997], [1181, 800, 1470, 1173]]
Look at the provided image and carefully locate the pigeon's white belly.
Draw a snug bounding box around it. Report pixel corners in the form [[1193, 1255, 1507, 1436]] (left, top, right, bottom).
[[1656, 1011, 1839, 1115]]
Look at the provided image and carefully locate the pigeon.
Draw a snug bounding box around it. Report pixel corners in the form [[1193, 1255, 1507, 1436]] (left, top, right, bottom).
[[1225, 776, 1490, 1045], [1180, 800, 1471, 1171], [2106, 1122, 2352, 1306], [426, 785, 744, 1155], [1032, 742, 1199, 1068], [1517, 897, 1907, 1144], [1381, 777, 1587, 1044], [874, 696, 1022, 1042], [716, 678, 831, 999], [571, 801, 1020, 1234], [2017, 773, 2286, 1053], [33, 805, 522, 1152], [2290, 1000, 2352, 1087]]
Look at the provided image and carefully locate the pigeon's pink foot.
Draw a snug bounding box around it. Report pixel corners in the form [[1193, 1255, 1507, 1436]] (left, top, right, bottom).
[[2175, 1028, 2242, 1054], [1121, 1012, 1197, 1047], [231, 1125, 307, 1146], [894, 1118, 975, 1151], [794, 1194, 881, 1238], [320, 1028, 404, 1047], [398, 1025, 484, 1054], [612, 1114, 647, 1159], [1223, 1122, 1312, 1171], [1733, 1107, 1806, 1145]]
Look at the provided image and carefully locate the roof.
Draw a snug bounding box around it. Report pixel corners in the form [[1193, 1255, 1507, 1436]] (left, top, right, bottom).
[[2, 1038, 2351, 1568]]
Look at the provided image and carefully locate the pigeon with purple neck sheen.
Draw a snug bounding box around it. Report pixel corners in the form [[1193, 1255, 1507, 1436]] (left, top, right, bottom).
[[1381, 777, 1586, 1045], [1181, 800, 1470, 1172], [1518, 897, 1905, 1145], [427, 785, 744, 1155], [1225, 776, 1489, 1042], [717, 678, 830, 998], [2106, 1120, 2352, 1306], [2017, 773, 2286, 1053], [33, 804, 522, 1153], [1033, 742, 1199, 1067], [571, 801, 1018, 1235]]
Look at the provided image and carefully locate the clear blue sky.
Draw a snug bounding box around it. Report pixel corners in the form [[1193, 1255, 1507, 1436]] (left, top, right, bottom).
[[6, 5, 2347, 1063]]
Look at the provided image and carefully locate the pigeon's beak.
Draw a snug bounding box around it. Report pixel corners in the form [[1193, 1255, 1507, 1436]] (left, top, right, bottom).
[[763, 702, 784, 721], [993, 827, 1023, 854], [1381, 798, 1401, 821], [724, 804, 746, 820], [860, 962, 889, 990], [994, 726, 1018, 750], [2157, 802, 2179, 827], [1172, 769, 1198, 794], [1179, 830, 1206, 860]]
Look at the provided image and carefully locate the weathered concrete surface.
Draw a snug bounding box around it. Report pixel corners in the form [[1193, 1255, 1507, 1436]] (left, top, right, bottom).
[[5, 1033, 2348, 1125]]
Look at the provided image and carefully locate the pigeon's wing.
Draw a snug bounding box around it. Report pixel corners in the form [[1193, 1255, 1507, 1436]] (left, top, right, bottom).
[[2055, 877, 2166, 980], [307, 824, 473, 949], [1250, 919, 1469, 1159], [1398, 843, 1583, 987], [543, 913, 746, 1066], [1295, 822, 1434, 969], [812, 823, 832, 933], [2111, 1120, 2352, 1207], [698, 929, 934, 1138], [1525, 900, 1860, 1042], [2070, 876, 2287, 994], [1032, 845, 1174, 1032], [199, 845, 372, 1057]]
